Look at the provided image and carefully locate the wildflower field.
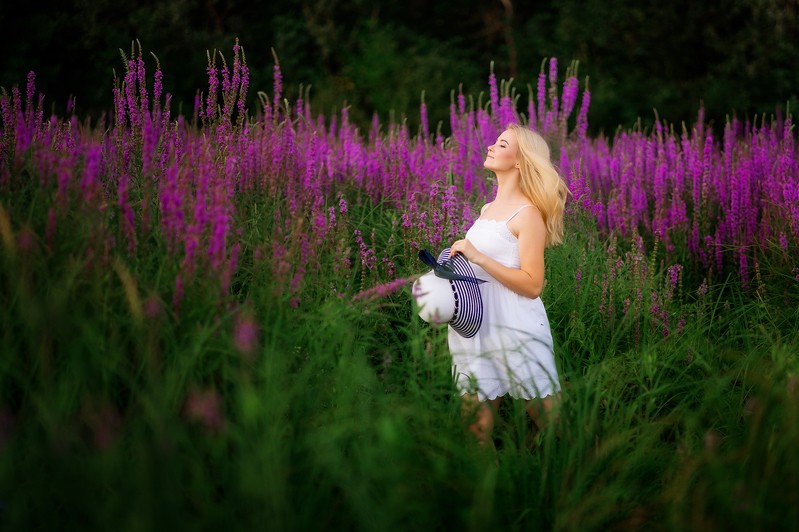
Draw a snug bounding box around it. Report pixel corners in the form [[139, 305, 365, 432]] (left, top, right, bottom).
[[1, 42, 798, 530]]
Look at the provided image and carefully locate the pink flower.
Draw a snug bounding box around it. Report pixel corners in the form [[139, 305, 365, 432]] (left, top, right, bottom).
[[233, 312, 260, 358], [183, 388, 225, 434], [697, 280, 709, 298], [779, 231, 788, 250], [142, 293, 163, 321], [15, 224, 37, 255], [352, 277, 413, 302], [272, 62, 283, 117]]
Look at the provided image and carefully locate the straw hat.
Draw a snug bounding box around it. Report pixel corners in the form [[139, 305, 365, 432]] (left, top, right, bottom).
[[412, 248, 485, 338]]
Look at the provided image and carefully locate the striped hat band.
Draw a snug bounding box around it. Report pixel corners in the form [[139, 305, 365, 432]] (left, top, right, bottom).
[[412, 247, 484, 338]]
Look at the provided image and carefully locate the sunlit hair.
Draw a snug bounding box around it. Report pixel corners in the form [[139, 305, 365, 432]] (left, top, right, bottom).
[[506, 123, 570, 247]]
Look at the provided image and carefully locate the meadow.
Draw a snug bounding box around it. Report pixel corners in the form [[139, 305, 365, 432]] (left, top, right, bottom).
[[1, 42, 798, 530]]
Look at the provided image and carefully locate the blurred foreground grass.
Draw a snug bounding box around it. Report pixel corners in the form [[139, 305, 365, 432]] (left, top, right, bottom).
[[1, 194, 798, 531]]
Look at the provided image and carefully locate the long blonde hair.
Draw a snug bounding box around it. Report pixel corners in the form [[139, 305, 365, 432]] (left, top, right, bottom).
[[507, 123, 570, 247]]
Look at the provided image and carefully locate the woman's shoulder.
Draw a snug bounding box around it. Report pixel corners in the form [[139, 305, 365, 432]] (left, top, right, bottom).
[[508, 204, 545, 234], [510, 204, 543, 222]]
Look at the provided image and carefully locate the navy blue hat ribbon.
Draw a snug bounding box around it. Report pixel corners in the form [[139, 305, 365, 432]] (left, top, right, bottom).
[[419, 249, 486, 285]]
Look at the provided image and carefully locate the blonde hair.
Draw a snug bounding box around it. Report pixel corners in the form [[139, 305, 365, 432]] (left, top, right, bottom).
[[506, 123, 570, 247]]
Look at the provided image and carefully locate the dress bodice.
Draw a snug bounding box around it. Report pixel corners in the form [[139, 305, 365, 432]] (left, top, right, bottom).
[[466, 217, 522, 273]]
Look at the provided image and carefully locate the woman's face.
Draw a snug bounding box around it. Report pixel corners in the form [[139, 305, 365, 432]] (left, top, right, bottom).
[[484, 129, 519, 173]]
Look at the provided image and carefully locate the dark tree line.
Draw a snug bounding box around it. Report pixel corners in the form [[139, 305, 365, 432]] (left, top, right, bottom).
[[2, 0, 797, 133]]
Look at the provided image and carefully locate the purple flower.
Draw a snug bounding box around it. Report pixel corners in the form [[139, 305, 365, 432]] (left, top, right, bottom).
[[205, 56, 219, 122], [488, 64, 499, 121], [575, 87, 591, 138], [354, 229, 377, 270], [233, 311, 260, 357], [536, 67, 546, 126], [697, 280, 709, 298], [272, 62, 283, 119], [665, 263, 682, 300], [25, 71, 35, 109], [172, 273, 184, 310], [238, 57, 250, 122], [153, 65, 163, 108], [352, 276, 413, 302], [183, 388, 225, 434], [420, 96, 429, 141], [548, 58, 559, 125], [560, 73, 579, 121], [142, 293, 163, 321]]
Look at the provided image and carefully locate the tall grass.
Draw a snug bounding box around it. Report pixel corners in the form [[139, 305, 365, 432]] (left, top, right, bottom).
[[0, 42, 798, 530]]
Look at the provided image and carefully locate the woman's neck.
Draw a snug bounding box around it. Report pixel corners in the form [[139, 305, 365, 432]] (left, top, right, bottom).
[[493, 172, 527, 205]]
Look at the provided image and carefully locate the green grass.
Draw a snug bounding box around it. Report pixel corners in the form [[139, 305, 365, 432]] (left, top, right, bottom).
[[1, 186, 798, 531]]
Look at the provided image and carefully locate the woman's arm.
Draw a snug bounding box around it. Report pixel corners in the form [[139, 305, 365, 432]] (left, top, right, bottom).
[[450, 207, 546, 299]]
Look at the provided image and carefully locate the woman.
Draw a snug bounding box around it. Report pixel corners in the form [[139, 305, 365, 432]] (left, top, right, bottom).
[[449, 123, 569, 446]]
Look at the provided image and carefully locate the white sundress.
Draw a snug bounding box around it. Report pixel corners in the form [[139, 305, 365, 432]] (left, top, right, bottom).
[[448, 205, 561, 401]]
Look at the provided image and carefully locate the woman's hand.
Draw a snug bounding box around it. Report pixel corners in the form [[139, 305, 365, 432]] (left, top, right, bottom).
[[450, 238, 484, 264]]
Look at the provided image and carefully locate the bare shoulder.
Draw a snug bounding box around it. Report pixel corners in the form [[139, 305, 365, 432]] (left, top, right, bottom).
[[480, 202, 492, 215], [509, 205, 545, 236]]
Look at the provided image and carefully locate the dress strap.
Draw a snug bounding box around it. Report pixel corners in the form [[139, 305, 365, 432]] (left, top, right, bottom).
[[506, 205, 532, 222]]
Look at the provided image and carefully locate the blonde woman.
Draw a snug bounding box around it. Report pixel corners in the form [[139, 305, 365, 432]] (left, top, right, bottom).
[[449, 124, 569, 446]]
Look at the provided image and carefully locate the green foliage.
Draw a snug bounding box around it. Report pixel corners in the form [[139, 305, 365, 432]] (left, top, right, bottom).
[[339, 21, 481, 130], [2, 164, 799, 529]]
